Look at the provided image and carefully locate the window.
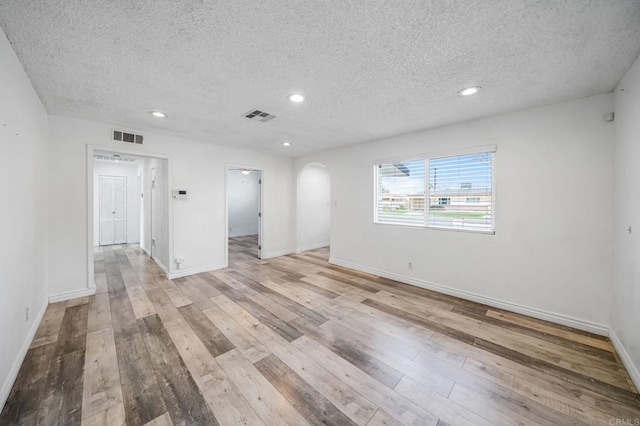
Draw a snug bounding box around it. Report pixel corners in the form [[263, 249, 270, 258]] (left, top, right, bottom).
[[374, 148, 494, 233], [376, 160, 426, 226]]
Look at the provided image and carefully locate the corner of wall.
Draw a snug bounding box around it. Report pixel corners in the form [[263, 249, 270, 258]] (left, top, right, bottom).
[[0, 299, 48, 412], [609, 328, 640, 392]]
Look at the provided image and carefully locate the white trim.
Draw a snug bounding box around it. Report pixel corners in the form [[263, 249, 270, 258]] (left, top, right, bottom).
[[372, 221, 496, 235], [168, 263, 226, 279], [328, 257, 609, 336], [0, 300, 48, 412], [430, 144, 497, 160], [609, 328, 640, 392], [261, 249, 295, 259], [373, 144, 497, 165], [49, 287, 97, 304], [296, 242, 330, 254], [152, 257, 169, 275], [141, 246, 151, 256]]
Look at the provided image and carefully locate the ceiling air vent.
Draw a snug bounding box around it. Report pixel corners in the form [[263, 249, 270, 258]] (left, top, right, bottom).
[[243, 109, 276, 123], [113, 129, 144, 144]]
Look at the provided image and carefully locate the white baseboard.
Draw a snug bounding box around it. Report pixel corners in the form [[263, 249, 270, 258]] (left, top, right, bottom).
[[152, 257, 169, 276], [229, 231, 258, 238], [0, 299, 48, 412], [261, 249, 295, 260], [609, 328, 640, 392], [329, 257, 609, 336], [49, 287, 97, 304], [169, 263, 226, 280], [141, 246, 150, 256], [296, 242, 330, 254]]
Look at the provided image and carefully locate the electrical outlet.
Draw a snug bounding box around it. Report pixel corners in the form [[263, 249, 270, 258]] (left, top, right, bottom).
[[407, 262, 413, 270], [25, 307, 29, 322]]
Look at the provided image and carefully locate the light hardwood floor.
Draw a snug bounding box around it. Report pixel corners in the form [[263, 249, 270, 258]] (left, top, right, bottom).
[[2, 235, 639, 425]]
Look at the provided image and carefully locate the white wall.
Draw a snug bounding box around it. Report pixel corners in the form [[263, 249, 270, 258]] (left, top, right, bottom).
[[297, 164, 331, 251], [227, 170, 260, 238], [47, 114, 295, 296], [93, 161, 140, 246], [612, 55, 640, 388], [295, 93, 614, 331], [0, 29, 49, 409]]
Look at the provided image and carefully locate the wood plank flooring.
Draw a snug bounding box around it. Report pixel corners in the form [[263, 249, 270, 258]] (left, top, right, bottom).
[[2, 234, 639, 425]]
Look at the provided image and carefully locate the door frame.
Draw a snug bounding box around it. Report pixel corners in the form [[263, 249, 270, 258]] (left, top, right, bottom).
[[98, 175, 128, 246], [87, 144, 173, 292], [225, 163, 264, 266]]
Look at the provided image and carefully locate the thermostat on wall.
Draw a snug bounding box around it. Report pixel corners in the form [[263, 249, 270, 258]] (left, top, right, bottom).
[[172, 189, 188, 200]]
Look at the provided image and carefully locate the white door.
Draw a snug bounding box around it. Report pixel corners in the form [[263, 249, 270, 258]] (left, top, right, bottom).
[[136, 174, 141, 244], [99, 176, 127, 246], [150, 167, 156, 257]]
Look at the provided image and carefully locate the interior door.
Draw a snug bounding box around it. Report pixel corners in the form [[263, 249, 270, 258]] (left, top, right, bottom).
[[113, 177, 127, 244], [99, 176, 127, 246], [150, 167, 156, 257], [99, 177, 114, 245]]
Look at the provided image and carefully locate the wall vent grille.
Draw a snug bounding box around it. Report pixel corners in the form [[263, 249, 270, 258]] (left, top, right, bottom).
[[243, 109, 276, 123], [113, 129, 144, 144]]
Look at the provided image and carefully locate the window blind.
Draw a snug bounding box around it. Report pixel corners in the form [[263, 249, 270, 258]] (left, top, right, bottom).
[[376, 159, 426, 225], [428, 152, 493, 231], [374, 150, 494, 233]]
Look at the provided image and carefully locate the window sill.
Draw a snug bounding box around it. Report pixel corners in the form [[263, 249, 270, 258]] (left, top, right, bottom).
[[373, 221, 495, 235]]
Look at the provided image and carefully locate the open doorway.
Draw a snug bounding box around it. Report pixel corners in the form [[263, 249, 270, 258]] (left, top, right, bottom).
[[297, 163, 331, 254], [89, 148, 171, 288], [226, 166, 262, 262], [93, 152, 140, 247]]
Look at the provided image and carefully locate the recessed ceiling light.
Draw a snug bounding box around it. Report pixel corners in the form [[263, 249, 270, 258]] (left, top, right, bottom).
[[288, 93, 305, 103], [150, 111, 167, 118], [458, 86, 480, 96], [282, 141, 291, 147], [241, 169, 251, 175]]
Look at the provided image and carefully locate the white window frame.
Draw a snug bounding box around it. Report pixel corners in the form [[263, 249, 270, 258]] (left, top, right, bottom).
[[374, 145, 496, 234]]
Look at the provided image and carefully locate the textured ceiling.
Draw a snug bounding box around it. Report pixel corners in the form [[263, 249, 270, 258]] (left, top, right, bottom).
[[1, 1, 639, 157]]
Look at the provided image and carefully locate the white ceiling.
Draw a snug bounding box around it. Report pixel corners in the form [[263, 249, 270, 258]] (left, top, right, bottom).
[[1, 1, 639, 157]]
